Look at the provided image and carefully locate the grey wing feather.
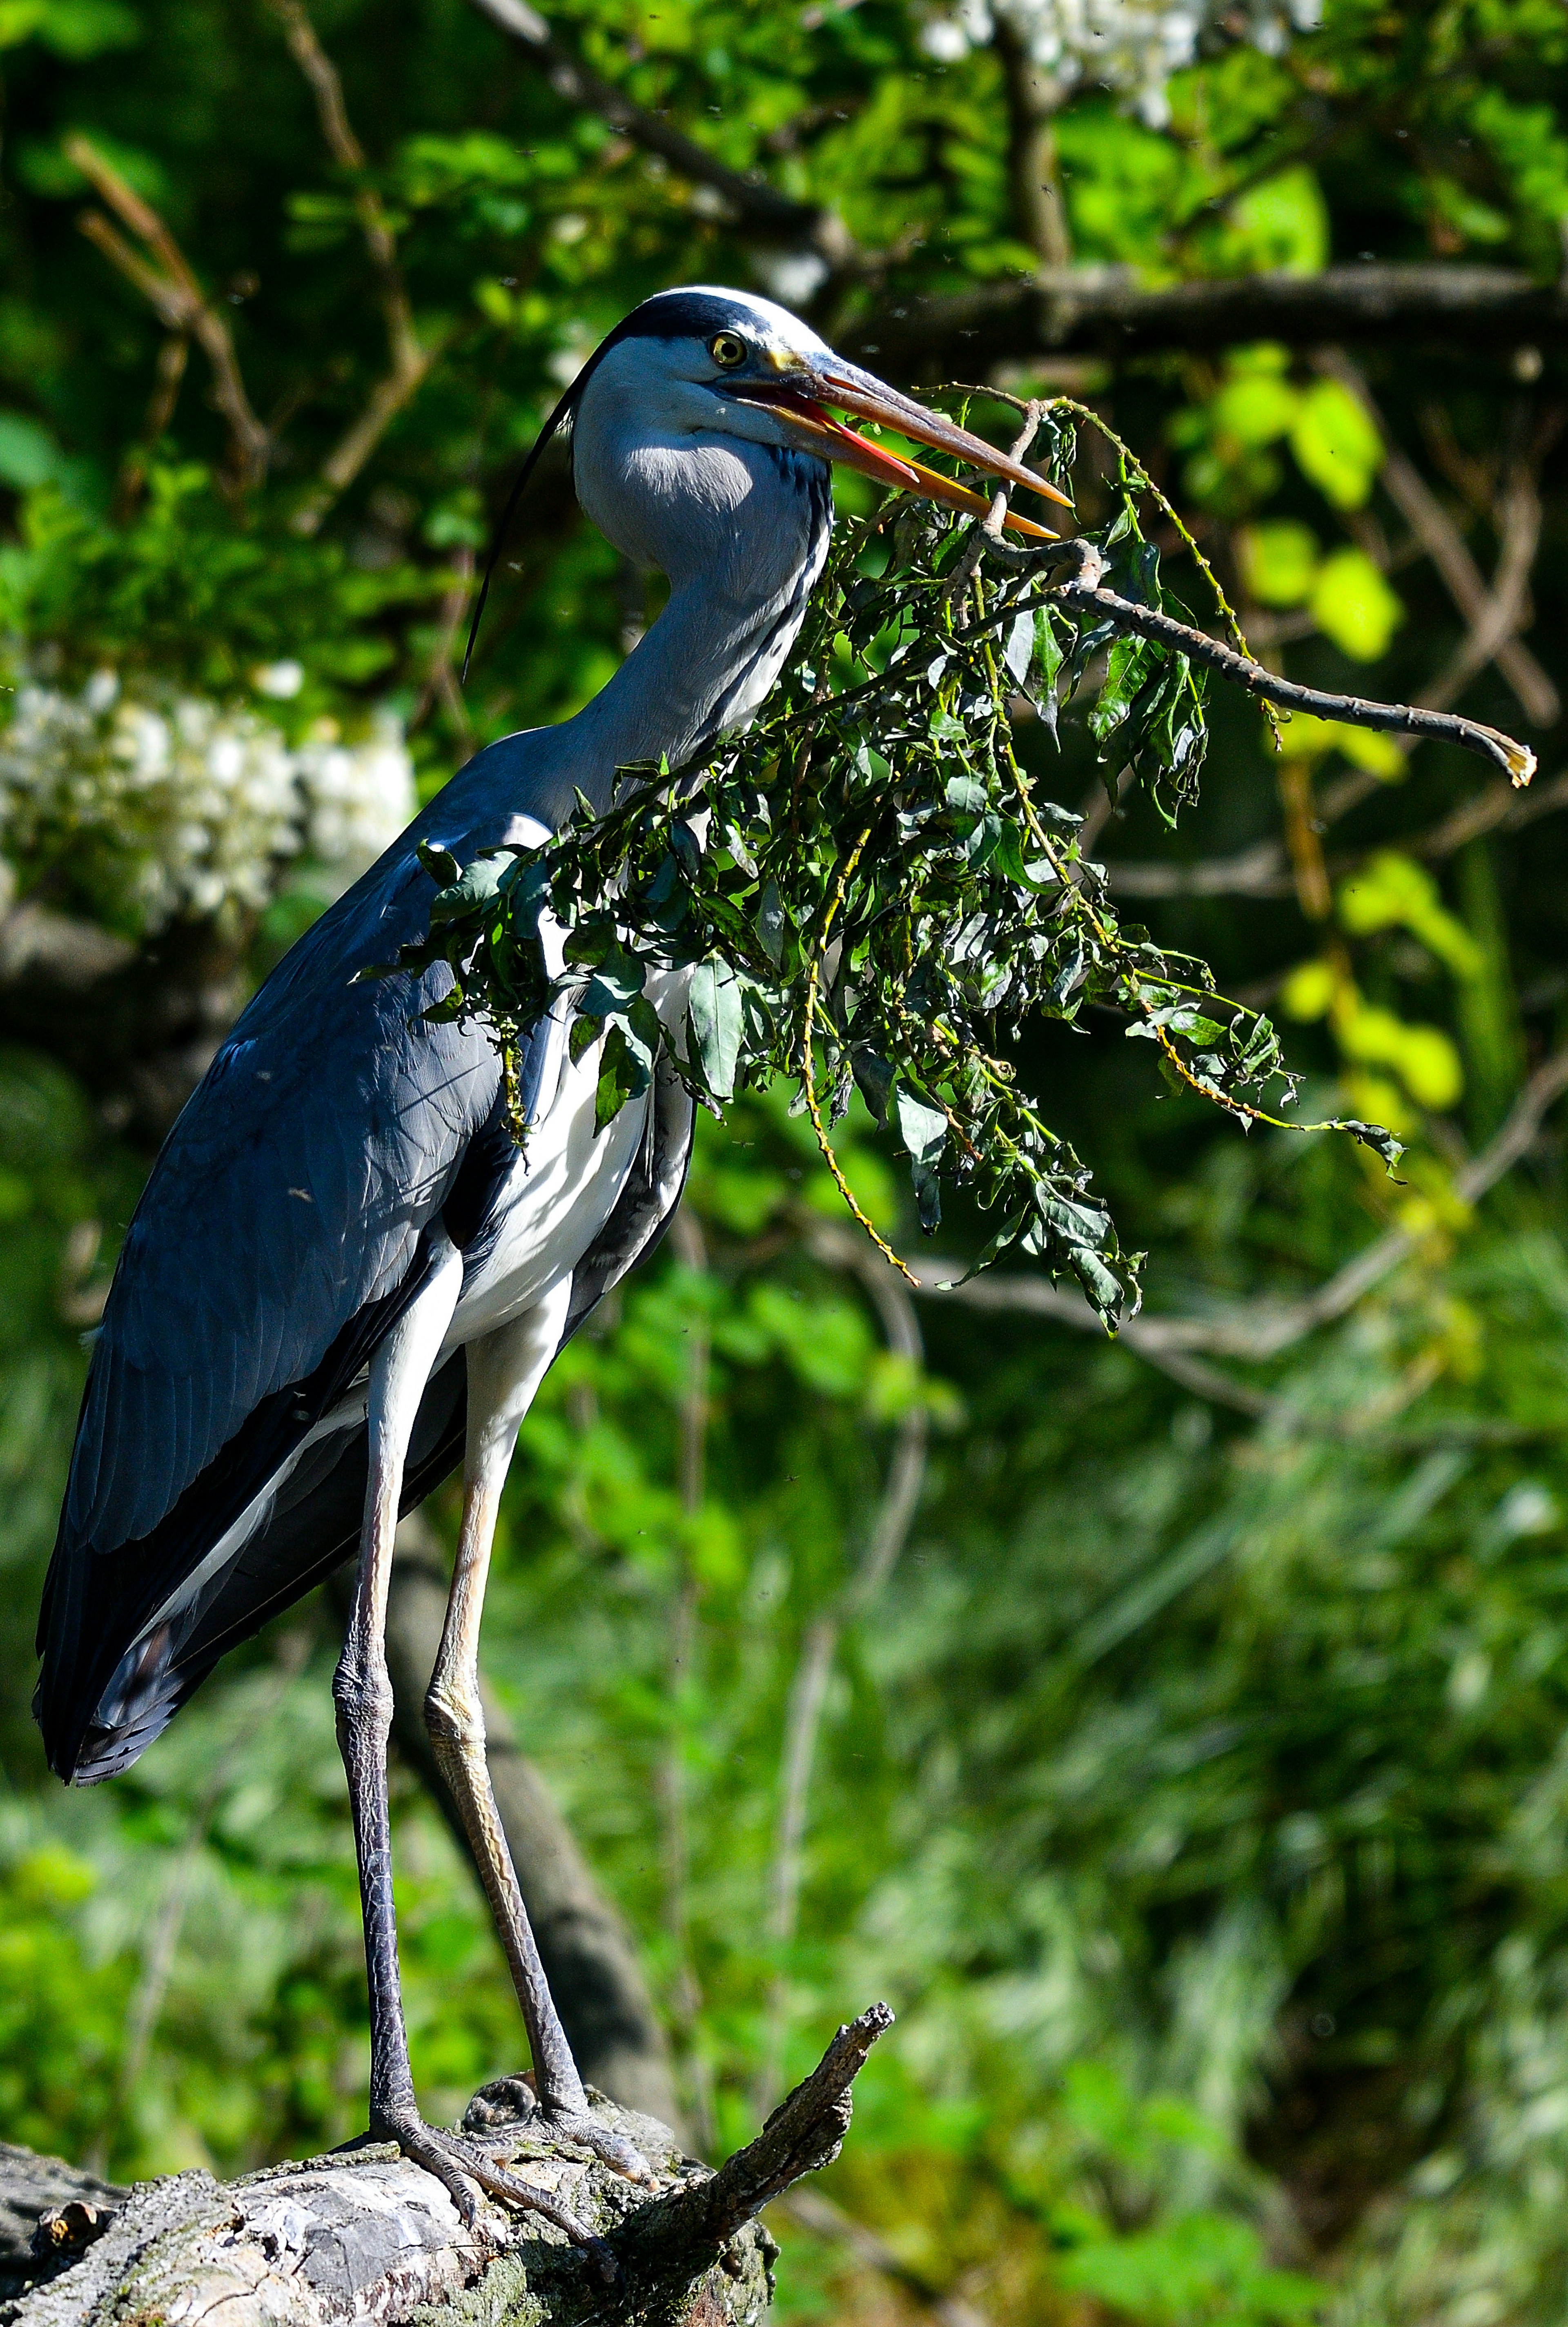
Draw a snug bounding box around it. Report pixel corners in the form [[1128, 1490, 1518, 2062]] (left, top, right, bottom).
[[60, 729, 564, 1564]]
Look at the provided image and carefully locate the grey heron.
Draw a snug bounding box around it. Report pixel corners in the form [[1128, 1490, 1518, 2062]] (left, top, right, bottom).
[[34, 287, 1067, 2231]]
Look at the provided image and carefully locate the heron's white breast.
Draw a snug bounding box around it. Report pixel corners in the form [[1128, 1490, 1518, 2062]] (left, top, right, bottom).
[[443, 961, 692, 1350]]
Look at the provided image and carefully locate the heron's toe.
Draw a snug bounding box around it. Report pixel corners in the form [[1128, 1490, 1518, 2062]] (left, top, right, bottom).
[[542, 2109, 657, 2188], [377, 2106, 618, 2278]]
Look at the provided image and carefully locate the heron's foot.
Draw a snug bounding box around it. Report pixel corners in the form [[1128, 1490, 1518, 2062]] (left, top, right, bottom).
[[372, 2101, 619, 2280], [466, 2073, 657, 2187]]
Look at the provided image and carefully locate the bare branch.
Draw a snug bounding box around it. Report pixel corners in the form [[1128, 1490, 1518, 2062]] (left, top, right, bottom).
[[910, 1041, 1568, 1373], [1039, 540, 1537, 785], [840, 263, 1568, 371], [67, 137, 267, 489], [1315, 352, 1559, 728], [267, 0, 437, 533], [1421, 462, 1546, 715], [621, 2005, 893, 2265], [466, 0, 854, 266], [755, 1218, 927, 2111], [990, 20, 1070, 269]]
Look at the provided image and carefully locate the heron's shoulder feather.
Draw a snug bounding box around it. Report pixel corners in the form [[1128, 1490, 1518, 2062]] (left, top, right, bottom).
[[62, 762, 554, 1561]]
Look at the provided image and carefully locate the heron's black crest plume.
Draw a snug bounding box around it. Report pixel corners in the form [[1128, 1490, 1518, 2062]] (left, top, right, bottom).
[[461, 288, 758, 684], [461, 378, 578, 686]]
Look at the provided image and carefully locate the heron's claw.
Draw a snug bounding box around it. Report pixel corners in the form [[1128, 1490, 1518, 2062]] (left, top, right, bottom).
[[466, 2074, 657, 2187], [374, 2104, 619, 2282]]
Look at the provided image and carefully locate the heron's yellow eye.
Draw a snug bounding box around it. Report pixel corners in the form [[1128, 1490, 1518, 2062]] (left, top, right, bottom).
[[709, 331, 747, 370]]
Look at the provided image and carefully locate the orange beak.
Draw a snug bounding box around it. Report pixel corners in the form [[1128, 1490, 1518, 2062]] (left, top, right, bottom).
[[726, 360, 1073, 541]]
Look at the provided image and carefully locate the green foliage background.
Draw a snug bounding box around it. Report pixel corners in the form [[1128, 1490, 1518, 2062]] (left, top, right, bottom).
[[3, 1, 1568, 2320]]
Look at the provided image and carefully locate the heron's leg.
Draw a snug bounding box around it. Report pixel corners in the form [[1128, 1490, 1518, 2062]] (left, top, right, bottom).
[[425, 1288, 653, 2187], [335, 1238, 613, 2261]]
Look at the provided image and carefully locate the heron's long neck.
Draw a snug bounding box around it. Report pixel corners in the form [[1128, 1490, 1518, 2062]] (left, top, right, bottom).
[[438, 448, 830, 841], [568, 565, 815, 802]]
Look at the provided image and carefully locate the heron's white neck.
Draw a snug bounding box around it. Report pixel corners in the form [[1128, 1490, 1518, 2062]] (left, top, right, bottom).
[[568, 561, 814, 802], [505, 440, 831, 827], [432, 443, 831, 846]]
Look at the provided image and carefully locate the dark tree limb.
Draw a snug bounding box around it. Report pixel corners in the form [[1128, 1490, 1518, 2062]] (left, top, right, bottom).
[[839, 265, 1568, 373], [466, 0, 854, 266], [0, 2018, 890, 2327]]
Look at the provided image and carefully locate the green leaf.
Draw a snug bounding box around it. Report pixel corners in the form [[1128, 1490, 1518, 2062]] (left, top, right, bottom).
[[1290, 376, 1384, 510], [688, 956, 742, 1099], [1310, 548, 1403, 661], [416, 840, 462, 891], [579, 948, 647, 1018], [593, 1021, 650, 1133]]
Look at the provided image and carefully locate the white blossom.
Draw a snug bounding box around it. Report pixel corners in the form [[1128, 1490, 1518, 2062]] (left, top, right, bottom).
[[0, 670, 416, 934], [919, 0, 1319, 127]]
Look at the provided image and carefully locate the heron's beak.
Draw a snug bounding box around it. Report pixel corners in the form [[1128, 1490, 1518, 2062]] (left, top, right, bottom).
[[727, 358, 1073, 540]]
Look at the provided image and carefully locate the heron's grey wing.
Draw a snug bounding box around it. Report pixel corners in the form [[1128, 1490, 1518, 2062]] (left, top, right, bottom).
[[34, 823, 551, 1777]]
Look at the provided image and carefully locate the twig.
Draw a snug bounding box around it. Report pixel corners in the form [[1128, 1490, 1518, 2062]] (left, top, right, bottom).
[[942, 401, 1042, 603], [660, 1207, 718, 2157], [114, 332, 189, 517], [614, 2005, 893, 2273], [465, 0, 854, 269], [267, 0, 438, 532], [1315, 352, 1559, 728], [1421, 462, 1546, 715], [1041, 539, 1537, 785], [755, 1220, 927, 2112], [910, 1040, 1568, 1370], [775, 537, 1533, 791], [801, 827, 914, 1282], [67, 137, 268, 490]]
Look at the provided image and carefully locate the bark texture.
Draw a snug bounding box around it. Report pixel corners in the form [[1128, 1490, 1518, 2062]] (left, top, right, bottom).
[[0, 2014, 889, 2327]]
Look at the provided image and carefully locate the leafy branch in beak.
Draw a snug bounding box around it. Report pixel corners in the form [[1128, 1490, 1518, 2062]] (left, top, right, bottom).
[[372, 396, 1530, 1326]]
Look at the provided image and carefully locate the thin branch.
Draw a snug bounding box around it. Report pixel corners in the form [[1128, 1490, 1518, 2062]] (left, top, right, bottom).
[[660, 1207, 718, 2156], [1315, 352, 1559, 728], [1106, 762, 1568, 903], [615, 2005, 893, 2274], [839, 263, 1568, 372], [113, 331, 189, 519], [990, 19, 1070, 269], [755, 1220, 927, 2112], [1421, 461, 1546, 715], [910, 1040, 1568, 1374], [1038, 539, 1536, 785], [465, 0, 854, 267], [267, 0, 438, 533], [67, 137, 267, 489]]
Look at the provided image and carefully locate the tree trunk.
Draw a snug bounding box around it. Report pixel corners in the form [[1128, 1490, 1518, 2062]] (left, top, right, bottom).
[[0, 2011, 890, 2327]]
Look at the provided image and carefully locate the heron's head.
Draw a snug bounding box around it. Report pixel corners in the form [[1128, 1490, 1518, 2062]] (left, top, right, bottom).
[[566, 285, 1071, 582]]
